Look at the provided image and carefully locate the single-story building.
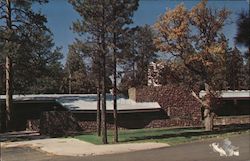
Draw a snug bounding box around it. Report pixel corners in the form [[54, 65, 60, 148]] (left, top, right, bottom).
[[0, 94, 163, 133], [199, 90, 250, 126], [0, 95, 66, 131], [0, 86, 249, 134]]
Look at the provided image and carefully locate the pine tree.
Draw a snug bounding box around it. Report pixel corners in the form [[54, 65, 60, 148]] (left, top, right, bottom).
[[235, 10, 250, 56], [121, 25, 157, 89], [69, 0, 111, 144], [0, 0, 48, 131], [11, 25, 64, 94], [235, 10, 250, 88], [226, 47, 247, 90], [107, 0, 139, 143], [64, 45, 92, 94], [69, 0, 139, 143], [28, 47, 64, 94]]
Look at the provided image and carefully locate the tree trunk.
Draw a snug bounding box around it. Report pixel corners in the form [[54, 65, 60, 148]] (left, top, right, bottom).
[[5, 56, 12, 131], [204, 108, 214, 131], [5, 0, 13, 131], [68, 73, 72, 94], [96, 70, 101, 136], [132, 62, 136, 86], [101, 8, 107, 143], [101, 53, 107, 144], [203, 83, 214, 131], [191, 84, 214, 131], [113, 33, 118, 143]]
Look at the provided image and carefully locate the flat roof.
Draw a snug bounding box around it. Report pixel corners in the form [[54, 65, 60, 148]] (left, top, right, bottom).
[[199, 90, 250, 99], [0, 94, 161, 112]]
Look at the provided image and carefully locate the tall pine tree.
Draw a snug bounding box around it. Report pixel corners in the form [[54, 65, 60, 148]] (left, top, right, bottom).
[[69, 0, 139, 143], [64, 45, 93, 94], [120, 25, 157, 89], [226, 47, 247, 90], [107, 0, 139, 143], [69, 0, 111, 144], [0, 0, 49, 131]]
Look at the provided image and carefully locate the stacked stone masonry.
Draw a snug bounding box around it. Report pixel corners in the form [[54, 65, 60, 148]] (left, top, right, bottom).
[[39, 85, 203, 136]]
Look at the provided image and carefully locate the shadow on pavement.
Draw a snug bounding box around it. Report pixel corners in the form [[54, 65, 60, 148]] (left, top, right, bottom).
[[0, 131, 49, 142]]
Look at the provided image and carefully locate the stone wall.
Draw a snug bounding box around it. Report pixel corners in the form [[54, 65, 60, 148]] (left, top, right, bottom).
[[38, 111, 168, 136], [26, 119, 40, 131], [134, 85, 202, 126], [214, 115, 250, 126], [39, 111, 82, 136]]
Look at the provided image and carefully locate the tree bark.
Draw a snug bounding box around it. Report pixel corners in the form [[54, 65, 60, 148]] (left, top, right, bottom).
[[203, 84, 214, 131], [68, 73, 72, 94], [5, 0, 13, 131], [191, 88, 214, 131], [204, 108, 214, 131], [113, 33, 118, 143], [5, 56, 12, 131], [101, 52, 107, 144], [101, 3, 107, 142], [96, 70, 101, 136]]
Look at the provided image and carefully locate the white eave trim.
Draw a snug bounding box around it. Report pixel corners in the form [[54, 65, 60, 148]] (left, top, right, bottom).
[[199, 90, 250, 98]]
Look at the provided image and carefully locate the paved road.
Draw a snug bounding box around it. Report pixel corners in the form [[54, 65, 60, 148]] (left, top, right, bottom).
[[1, 134, 250, 161]]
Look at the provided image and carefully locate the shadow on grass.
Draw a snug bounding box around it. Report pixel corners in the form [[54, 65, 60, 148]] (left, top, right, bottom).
[[118, 124, 250, 143], [3, 124, 249, 143]]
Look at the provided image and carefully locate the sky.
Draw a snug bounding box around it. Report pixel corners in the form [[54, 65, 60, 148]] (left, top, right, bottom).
[[33, 0, 250, 63]]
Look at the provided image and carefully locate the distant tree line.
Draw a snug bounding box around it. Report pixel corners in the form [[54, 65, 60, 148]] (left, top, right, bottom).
[[2, 1, 247, 97]]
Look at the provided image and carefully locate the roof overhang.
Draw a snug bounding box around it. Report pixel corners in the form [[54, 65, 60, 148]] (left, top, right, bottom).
[[199, 90, 250, 100], [0, 94, 161, 113]]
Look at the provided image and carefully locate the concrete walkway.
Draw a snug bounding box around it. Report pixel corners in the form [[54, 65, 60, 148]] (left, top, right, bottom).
[[1, 138, 169, 156]]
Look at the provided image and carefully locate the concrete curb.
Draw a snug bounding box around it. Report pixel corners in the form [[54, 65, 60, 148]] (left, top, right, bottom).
[[2, 138, 169, 156]]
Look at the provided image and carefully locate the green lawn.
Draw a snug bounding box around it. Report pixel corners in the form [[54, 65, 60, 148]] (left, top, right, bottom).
[[72, 126, 250, 145]]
